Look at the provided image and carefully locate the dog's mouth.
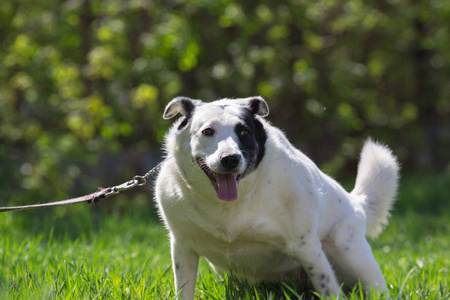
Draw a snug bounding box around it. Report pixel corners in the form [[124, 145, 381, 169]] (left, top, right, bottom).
[[196, 159, 242, 201]]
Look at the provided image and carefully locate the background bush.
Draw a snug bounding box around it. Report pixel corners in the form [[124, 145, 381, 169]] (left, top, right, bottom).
[[0, 0, 449, 207]]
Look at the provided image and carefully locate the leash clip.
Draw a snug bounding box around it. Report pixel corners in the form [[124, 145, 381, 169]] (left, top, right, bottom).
[[88, 174, 151, 204], [86, 163, 163, 205], [132, 175, 147, 186]]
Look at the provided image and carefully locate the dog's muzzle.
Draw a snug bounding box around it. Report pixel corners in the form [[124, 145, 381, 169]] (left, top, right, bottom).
[[196, 158, 242, 201]]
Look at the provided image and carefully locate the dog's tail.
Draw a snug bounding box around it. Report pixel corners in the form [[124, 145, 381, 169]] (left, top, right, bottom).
[[351, 138, 400, 238]]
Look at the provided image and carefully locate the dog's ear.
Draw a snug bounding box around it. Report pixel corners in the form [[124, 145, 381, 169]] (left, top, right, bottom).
[[163, 97, 202, 119], [237, 96, 269, 117]]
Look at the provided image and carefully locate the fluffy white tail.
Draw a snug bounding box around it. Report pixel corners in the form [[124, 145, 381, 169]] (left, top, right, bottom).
[[351, 139, 400, 238]]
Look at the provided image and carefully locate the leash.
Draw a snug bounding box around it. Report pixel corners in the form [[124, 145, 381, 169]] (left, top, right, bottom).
[[0, 162, 162, 213]]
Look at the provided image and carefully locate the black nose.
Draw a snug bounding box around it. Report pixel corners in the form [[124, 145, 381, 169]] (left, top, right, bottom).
[[221, 154, 241, 170]]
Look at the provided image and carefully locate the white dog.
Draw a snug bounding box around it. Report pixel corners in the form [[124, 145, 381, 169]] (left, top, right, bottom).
[[155, 96, 399, 299]]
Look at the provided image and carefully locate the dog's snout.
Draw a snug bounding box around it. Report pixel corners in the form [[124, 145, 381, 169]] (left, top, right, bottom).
[[221, 154, 241, 171]]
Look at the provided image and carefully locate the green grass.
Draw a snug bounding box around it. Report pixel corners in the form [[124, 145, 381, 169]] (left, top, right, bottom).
[[1, 174, 449, 299]]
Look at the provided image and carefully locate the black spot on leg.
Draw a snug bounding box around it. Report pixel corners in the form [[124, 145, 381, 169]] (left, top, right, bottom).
[[308, 266, 314, 271], [175, 263, 181, 270], [338, 198, 342, 203], [300, 235, 304, 240], [320, 273, 325, 280]]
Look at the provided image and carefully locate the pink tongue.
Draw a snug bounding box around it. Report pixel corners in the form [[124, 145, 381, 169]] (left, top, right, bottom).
[[216, 174, 238, 201]]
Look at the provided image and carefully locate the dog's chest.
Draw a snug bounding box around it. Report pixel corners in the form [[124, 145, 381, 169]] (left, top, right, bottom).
[[177, 209, 296, 279]]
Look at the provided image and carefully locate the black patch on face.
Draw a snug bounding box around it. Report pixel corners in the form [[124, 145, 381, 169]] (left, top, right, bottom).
[[235, 108, 267, 175], [177, 117, 189, 130]]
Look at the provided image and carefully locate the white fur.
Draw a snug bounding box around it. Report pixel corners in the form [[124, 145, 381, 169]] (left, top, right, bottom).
[[155, 98, 399, 299], [351, 139, 400, 238]]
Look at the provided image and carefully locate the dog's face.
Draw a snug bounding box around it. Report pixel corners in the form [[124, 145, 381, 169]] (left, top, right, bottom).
[[163, 97, 268, 201]]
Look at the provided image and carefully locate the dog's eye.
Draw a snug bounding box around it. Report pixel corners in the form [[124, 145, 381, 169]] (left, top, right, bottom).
[[202, 128, 215, 136], [240, 129, 250, 136]]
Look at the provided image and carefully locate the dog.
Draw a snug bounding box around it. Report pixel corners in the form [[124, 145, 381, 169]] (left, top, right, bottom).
[[155, 96, 399, 299]]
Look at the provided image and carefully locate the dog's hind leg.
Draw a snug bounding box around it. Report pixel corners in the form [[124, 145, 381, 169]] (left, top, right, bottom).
[[326, 223, 388, 295], [287, 236, 341, 297]]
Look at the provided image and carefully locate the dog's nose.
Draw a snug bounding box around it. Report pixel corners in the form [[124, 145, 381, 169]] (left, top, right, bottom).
[[221, 154, 241, 170]]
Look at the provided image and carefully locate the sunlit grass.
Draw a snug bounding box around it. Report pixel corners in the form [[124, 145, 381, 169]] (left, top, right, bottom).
[[0, 174, 449, 299]]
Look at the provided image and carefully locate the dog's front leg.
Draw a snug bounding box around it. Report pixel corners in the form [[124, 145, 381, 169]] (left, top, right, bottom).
[[171, 239, 199, 300], [288, 236, 340, 297]]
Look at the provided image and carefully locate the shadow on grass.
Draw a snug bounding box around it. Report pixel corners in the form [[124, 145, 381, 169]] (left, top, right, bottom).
[[222, 274, 315, 300]]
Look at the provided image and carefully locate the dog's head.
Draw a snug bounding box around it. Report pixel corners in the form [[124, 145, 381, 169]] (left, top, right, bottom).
[[163, 96, 269, 201]]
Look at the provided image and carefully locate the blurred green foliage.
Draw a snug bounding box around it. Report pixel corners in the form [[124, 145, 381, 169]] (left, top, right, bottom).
[[0, 0, 449, 205]]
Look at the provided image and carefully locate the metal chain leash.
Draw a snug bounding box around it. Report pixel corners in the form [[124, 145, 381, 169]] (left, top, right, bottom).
[[89, 162, 163, 203]]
